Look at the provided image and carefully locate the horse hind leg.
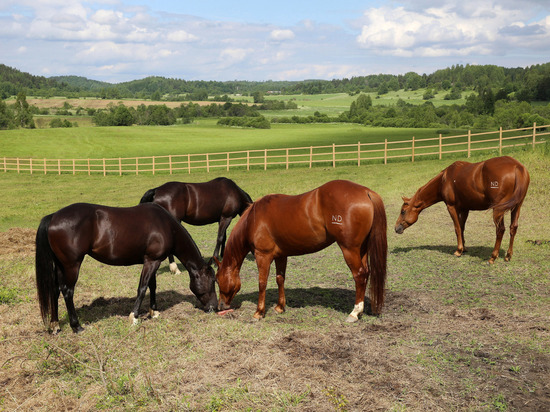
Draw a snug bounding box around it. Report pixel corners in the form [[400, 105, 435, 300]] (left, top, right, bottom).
[[505, 204, 523, 262], [168, 255, 181, 275], [489, 209, 506, 264], [214, 217, 232, 260], [274, 257, 287, 314], [341, 247, 367, 323], [60, 264, 84, 333]]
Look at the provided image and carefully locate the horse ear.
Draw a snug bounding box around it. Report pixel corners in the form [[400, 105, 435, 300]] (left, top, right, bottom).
[[402, 196, 410, 204], [212, 256, 221, 269]]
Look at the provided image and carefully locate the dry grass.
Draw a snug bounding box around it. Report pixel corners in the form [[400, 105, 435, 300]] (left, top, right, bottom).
[[1, 150, 549, 411]]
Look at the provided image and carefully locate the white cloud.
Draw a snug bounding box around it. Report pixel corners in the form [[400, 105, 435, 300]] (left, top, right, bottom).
[[166, 30, 198, 43], [269, 29, 295, 41]]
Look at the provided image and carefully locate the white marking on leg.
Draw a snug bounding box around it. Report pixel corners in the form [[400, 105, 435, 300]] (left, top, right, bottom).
[[129, 312, 139, 326], [50, 321, 60, 334], [346, 302, 364, 322], [149, 309, 160, 318], [169, 262, 181, 275]]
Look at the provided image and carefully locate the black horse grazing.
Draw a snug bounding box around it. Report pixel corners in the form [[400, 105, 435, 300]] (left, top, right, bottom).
[[35, 202, 217, 334], [140, 177, 253, 273]]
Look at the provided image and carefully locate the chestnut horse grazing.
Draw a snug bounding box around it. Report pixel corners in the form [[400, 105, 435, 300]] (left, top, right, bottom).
[[215, 180, 388, 322], [35, 203, 217, 334], [395, 156, 530, 263], [140, 177, 253, 273]]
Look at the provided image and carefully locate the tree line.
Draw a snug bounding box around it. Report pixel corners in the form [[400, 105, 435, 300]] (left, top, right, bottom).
[[2, 62, 550, 102]]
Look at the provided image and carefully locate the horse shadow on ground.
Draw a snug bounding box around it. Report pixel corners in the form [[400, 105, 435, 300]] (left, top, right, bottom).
[[392, 244, 497, 260], [73, 290, 198, 327], [231, 287, 378, 316]]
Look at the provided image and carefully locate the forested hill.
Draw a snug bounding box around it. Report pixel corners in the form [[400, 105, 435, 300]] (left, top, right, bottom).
[[1, 62, 550, 101]]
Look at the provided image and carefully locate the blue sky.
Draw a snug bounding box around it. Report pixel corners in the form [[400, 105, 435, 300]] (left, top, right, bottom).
[[1, 0, 549, 83]]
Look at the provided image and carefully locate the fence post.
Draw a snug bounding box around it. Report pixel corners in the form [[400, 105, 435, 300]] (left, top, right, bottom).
[[247, 151, 250, 171], [88, 159, 91, 175], [3, 157, 6, 173], [30, 158, 33, 175], [533, 122, 537, 149], [499, 127, 503, 156], [102, 159, 106, 177], [58, 159, 61, 175], [357, 141, 361, 166], [439, 134, 442, 160], [286, 149, 289, 170], [170, 155, 173, 174], [227, 153, 230, 172], [73, 159, 76, 175], [384, 139, 387, 165], [264, 149, 267, 170], [16, 158, 20, 174], [412, 136, 415, 162], [44, 158, 47, 175], [188, 154, 191, 174], [119, 158, 122, 176], [206, 153, 209, 173], [309, 146, 313, 168], [467, 130, 471, 158], [332, 143, 336, 168], [136, 158, 139, 175]]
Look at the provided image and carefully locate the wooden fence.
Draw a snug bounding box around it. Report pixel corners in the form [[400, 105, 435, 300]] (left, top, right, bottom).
[[1, 123, 548, 176]]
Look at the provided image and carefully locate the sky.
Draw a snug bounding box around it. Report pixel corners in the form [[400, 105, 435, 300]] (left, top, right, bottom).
[[1, 0, 549, 84]]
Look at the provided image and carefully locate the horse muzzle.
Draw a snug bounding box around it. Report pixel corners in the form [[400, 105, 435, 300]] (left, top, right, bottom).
[[395, 223, 405, 234]]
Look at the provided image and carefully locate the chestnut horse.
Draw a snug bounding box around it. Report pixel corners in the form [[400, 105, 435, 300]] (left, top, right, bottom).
[[35, 203, 217, 334], [215, 180, 387, 322], [140, 177, 253, 273], [395, 156, 530, 263]]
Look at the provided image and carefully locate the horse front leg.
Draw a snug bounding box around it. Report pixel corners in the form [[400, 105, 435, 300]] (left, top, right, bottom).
[[446, 205, 466, 256], [489, 209, 506, 264], [274, 257, 287, 314], [253, 254, 272, 320], [214, 217, 232, 260], [129, 260, 161, 325], [148, 274, 160, 319]]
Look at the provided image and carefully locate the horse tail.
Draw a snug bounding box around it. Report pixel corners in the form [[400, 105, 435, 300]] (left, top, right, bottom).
[[365, 191, 388, 315], [493, 164, 530, 213], [35, 214, 58, 327], [239, 189, 254, 215], [140, 188, 156, 204]]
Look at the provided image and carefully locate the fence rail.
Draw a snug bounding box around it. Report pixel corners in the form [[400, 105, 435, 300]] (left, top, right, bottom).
[[2, 123, 548, 176]]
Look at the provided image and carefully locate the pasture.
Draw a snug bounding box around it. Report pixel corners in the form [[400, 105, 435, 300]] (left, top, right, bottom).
[[0, 143, 549, 410]]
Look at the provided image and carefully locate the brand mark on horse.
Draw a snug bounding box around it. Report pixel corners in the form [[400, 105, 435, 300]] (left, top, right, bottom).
[[490, 181, 499, 188], [331, 215, 343, 225]]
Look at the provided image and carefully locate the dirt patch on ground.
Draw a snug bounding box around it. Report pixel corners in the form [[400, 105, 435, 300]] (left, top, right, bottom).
[[27, 98, 223, 110], [0, 228, 35, 257]]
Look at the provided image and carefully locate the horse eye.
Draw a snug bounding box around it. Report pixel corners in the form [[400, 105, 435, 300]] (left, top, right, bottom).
[[400, 210, 405, 216]]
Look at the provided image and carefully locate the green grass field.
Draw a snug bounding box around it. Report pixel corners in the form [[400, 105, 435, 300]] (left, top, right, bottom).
[[0, 122, 549, 410]]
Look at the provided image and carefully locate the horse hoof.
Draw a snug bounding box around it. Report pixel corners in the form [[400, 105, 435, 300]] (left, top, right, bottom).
[[129, 313, 139, 326], [454, 251, 463, 257], [274, 306, 285, 314], [73, 325, 85, 334], [345, 315, 358, 323], [149, 309, 160, 319]]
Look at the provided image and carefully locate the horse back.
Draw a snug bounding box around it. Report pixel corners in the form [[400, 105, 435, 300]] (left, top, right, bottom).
[[441, 156, 528, 210]]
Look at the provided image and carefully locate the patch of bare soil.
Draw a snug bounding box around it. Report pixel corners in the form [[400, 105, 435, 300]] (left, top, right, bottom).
[[27, 98, 222, 110], [0, 228, 35, 257]]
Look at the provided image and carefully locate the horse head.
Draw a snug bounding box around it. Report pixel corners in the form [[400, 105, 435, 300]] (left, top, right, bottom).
[[213, 256, 241, 311], [189, 264, 218, 312], [395, 196, 422, 234]]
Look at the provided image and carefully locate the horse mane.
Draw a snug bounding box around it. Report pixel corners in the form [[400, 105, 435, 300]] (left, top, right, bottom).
[[224, 201, 254, 264]]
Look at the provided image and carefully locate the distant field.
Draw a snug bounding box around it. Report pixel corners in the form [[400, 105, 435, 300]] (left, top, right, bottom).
[[0, 121, 446, 159]]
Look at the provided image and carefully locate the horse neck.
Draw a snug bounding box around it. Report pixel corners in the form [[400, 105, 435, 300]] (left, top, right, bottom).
[[173, 229, 204, 271], [223, 213, 250, 269], [414, 172, 443, 209]]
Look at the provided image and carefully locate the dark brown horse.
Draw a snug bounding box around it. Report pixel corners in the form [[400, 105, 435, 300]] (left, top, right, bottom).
[[140, 177, 253, 273], [215, 180, 387, 322], [395, 156, 530, 263], [35, 203, 217, 334]]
